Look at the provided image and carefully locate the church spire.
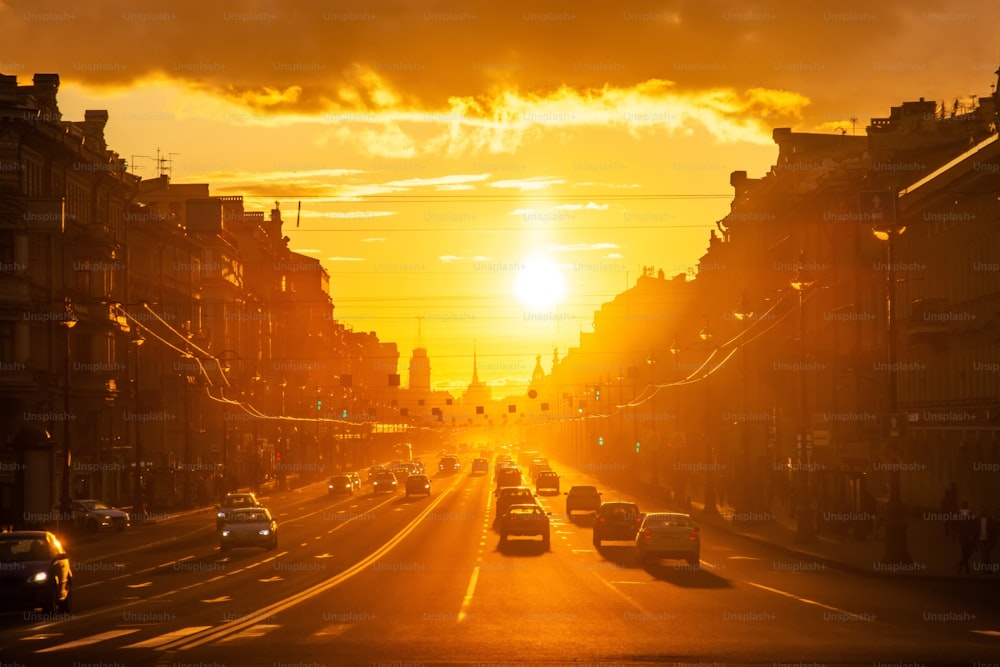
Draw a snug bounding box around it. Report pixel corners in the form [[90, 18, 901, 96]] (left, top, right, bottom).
[[472, 340, 480, 385]]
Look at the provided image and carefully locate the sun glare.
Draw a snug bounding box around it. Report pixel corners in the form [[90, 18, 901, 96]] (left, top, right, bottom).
[[515, 256, 566, 312]]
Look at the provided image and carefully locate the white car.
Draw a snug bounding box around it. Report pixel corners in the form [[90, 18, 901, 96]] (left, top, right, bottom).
[[65, 499, 131, 532], [635, 512, 700, 567], [219, 508, 278, 552]]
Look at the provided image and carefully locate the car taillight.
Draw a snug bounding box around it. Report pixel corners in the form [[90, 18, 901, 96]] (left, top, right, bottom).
[[689, 529, 698, 541], [598, 517, 606, 523], [641, 529, 653, 540]]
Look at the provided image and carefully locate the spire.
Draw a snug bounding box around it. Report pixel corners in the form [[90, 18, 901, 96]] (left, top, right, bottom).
[[531, 354, 545, 386], [472, 340, 480, 385], [416, 316, 424, 349]]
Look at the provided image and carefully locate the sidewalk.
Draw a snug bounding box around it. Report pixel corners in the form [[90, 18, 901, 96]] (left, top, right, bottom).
[[687, 496, 996, 581]]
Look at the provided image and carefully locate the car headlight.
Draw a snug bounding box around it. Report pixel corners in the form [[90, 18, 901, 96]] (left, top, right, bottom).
[[258, 528, 271, 536], [217, 511, 226, 519], [221, 529, 231, 537], [29, 571, 48, 584]]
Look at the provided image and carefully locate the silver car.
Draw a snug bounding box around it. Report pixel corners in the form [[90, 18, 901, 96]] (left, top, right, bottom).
[[219, 508, 278, 552], [635, 512, 700, 567], [66, 499, 131, 532]]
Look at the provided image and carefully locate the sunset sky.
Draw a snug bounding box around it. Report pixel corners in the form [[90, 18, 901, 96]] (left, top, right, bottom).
[[4, 0, 999, 392]]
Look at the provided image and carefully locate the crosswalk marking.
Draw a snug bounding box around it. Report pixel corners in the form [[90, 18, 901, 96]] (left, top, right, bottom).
[[37, 629, 140, 653], [122, 626, 212, 649]]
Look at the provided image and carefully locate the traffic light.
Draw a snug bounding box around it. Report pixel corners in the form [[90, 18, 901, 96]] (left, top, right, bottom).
[[598, 436, 604, 446], [595, 386, 601, 401], [316, 399, 322, 411], [342, 409, 348, 419], [635, 441, 641, 453]]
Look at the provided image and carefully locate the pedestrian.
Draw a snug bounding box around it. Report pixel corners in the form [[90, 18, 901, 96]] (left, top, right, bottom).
[[957, 500, 976, 575], [976, 506, 997, 573], [940, 481, 959, 538]]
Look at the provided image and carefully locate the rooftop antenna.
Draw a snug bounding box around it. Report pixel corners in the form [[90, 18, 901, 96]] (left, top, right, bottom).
[[130, 154, 151, 175], [850, 116, 858, 135], [296, 201, 301, 228]]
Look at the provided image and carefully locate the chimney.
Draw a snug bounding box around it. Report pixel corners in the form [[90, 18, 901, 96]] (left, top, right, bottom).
[[31, 73, 61, 121], [0, 74, 17, 106], [82, 109, 109, 152]]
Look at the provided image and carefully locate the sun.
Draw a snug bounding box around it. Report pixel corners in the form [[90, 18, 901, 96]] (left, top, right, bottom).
[[515, 256, 566, 312]]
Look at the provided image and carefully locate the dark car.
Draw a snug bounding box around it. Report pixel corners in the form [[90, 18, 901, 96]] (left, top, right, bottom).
[[405, 474, 432, 497], [328, 474, 354, 496], [495, 466, 523, 490], [535, 470, 560, 495], [372, 471, 398, 494], [438, 455, 460, 473], [593, 501, 644, 546], [565, 485, 602, 515], [497, 504, 551, 547], [494, 486, 539, 522], [0, 531, 72, 614], [471, 458, 489, 475]]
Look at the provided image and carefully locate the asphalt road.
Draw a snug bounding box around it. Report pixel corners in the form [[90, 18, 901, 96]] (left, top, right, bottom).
[[2, 457, 998, 666]]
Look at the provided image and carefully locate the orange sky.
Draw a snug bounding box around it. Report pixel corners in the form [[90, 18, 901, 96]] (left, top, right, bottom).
[[4, 0, 999, 392]]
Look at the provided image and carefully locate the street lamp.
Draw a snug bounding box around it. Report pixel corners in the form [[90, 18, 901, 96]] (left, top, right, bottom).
[[734, 293, 754, 517], [131, 332, 145, 518], [874, 222, 912, 565], [791, 253, 816, 543], [58, 298, 77, 531], [698, 324, 718, 517]]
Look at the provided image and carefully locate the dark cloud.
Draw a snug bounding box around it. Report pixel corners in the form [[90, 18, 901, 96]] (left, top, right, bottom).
[[4, 0, 998, 124]]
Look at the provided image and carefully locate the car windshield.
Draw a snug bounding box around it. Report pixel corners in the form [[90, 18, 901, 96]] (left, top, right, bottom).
[[79, 500, 111, 510], [646, 515, 692, 528], [0, 537, 50, 561], [571, 486, 598, 495], [231, 511, 268, 522], [510, 507, 543, 517]]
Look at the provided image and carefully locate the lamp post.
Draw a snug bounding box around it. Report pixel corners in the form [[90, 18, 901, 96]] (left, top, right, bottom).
[[734, 293, 754, 517], [58, 298, 77, 531], [131, 332, 145, 518], [791, 254, 816, 543], [218, 349, 242, 493], [698, 325, 718, 518], [874, 222, 912, 564]]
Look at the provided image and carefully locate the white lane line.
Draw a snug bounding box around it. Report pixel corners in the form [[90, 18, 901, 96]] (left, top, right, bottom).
[[458, 565, 480, 622], [122, 625, 212, 649], [746, 581, 876, 620], [37, 629, 140, 653]]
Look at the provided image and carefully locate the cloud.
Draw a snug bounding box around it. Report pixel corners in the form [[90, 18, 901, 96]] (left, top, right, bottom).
[[439, 255, 492, 263], [385, 174, 490, 188], [491, 177, 566, 191], [551, 202, 609, 211], [327, 257, 365, 262]]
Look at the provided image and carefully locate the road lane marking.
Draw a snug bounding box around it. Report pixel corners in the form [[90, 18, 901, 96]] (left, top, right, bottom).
[[746, 581, 875, 620], [37, 629, 140, 652], [458, 565, 480, 622], [157, 473, 466, 651], [122, 626, 211, 649]]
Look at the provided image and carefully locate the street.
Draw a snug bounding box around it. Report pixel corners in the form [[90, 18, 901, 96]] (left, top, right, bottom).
[[2, 459, 998, 666]]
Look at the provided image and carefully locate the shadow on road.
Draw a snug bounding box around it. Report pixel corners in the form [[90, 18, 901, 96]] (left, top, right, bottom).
[[641, 561, 733, 588], [496, 537, 549, 556]]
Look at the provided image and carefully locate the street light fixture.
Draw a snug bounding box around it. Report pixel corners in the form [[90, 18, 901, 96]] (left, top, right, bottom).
[[131, 332, 145, 518], [58, 298, 77, 532], [790, 253, 816, 544], [873, 222, 912, 565]]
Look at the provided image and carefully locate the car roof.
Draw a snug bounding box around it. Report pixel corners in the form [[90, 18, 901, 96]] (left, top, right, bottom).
[[537, 470, 558, 476], [0, 530, 51, 539], [568, 485, 598, 492], [497, 486, 533, 494], [643, 512, 692, 520]]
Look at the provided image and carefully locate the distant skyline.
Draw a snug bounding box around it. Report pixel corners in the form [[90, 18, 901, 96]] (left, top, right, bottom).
[[5, 0, 1000, 391]]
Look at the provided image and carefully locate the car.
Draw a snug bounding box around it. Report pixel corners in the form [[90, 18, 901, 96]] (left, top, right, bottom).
[[635, 512, 701, 567], [328, 474, 354, 496], [528, 458, 550, 479], [368, 464, 387, 481], [438, 455, 460, 473], [348, 471, 362, 490], [497, 504, 551, 547], [372, 471, 398, 494], [219, 508, 278, 552], [565, 485, 602, 515], [65, 498, 131, 532], [216, 492, 262, 530], [535, 470, 560, 495], [495, 466, 523, 490], [593, 501, 644, 546], [405, 474, 431, 497], [471, 458, 489, 475], [494, 486, 539, 522], [0, 531, 73, 614]]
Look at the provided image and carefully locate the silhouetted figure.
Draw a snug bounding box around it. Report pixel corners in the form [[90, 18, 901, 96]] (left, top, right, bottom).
[[957, 501, 976, 575]]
